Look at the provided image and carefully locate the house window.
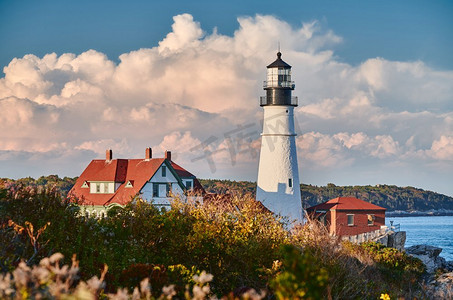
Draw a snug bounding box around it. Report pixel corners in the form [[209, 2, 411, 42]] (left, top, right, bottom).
[[162, 166, 167, 177], [103, 183, 109, 193], [318, 214, 327, 226], [96, 183, 101, 193], [185, 180, 193, 190], [288, 178, 292, 188], [347, 214, 354, 226], [368, 214, 375, 226], [166, 183, 171, 197], [153, 183, 159, 197]]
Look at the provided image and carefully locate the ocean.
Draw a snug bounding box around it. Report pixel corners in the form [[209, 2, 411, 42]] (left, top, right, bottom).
[[386, 216, 453, 261]]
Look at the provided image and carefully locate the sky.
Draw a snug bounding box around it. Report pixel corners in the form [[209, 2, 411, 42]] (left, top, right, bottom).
[[0, 0, 452, 196]]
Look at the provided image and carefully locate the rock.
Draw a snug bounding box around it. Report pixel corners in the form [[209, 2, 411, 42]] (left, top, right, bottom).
[[407, 244, 442, 257], [425, 272, 453, 299], [375, 234, 388, 246], [387, 231, 406, 251], [406, 245, 450, 273]]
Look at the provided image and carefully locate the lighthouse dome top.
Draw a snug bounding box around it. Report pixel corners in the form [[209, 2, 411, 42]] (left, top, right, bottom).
[[267, 52, 291, 69]]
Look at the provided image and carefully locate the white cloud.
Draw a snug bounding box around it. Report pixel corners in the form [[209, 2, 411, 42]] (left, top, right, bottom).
[[427, 135, 453, 161], [158, 14, 204, 54], [0, 13, 452, 195]]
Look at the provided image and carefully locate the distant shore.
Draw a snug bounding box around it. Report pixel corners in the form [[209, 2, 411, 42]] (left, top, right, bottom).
[[386, 210, 453, 217]]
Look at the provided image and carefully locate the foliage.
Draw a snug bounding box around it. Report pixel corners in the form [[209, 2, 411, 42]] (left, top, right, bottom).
[[0, 184, 430, 298], [0, 253, 218, 299], [0, 175, 76, 197], [359, 242, 425, 274], [270, 244, 328, 300]]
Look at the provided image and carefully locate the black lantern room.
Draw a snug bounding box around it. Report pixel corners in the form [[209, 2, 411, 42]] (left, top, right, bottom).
[[260, 52, 298, 106]]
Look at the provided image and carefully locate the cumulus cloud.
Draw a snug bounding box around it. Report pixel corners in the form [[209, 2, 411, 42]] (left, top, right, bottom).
[[0, 13, 452, 195]]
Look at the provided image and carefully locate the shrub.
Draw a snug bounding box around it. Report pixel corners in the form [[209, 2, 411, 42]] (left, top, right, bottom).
[[270, 244, 328, 299]]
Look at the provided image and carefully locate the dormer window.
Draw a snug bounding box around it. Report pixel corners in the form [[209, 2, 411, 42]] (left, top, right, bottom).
[[162, 166, 167, 177], [89, 182, 114, 194], [185, 180, 193, 190], [81, 181, 89, 188]]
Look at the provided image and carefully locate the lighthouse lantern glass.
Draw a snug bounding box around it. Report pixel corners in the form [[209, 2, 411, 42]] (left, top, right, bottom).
[[267, 67, 292, 88]]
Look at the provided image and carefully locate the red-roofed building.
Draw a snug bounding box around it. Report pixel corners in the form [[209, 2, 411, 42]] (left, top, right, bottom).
[[306, 197, 386, 236], [69, 148, 205, 217]]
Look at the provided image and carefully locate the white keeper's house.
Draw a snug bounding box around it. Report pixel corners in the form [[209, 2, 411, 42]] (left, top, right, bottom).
[[69, 148, 205, 217]]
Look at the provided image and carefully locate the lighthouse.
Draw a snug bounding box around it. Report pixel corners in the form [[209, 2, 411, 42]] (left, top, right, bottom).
[[256, 52, 302, 223]]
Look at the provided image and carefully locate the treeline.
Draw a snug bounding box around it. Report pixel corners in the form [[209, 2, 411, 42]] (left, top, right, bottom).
[[200, 179, 453, 211], [2, 176, 453, 212], [0, 175, 77, 196]]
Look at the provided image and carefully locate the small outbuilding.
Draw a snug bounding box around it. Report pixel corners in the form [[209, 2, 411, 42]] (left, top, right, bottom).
[[306, 197, 386, 237]]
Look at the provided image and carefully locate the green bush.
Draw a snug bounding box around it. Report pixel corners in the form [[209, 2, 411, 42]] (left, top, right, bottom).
[[270, 244, 328, 299]]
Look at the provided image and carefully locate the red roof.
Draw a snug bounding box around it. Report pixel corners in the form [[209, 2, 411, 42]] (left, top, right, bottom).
[[307, 197, 386, 211], [172, 161, 205, 194], [69, 157, 204, 206]]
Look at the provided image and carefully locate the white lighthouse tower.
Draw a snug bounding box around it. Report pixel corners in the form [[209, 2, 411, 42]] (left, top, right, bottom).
[[256, 52, 302, 223]]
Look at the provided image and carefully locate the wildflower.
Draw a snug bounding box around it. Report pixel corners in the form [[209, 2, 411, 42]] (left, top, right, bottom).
[[12, 262, 31, 288], [380, 293, 390, 300], [49, 252, 64, 264], [110, 288, 129, 300], [241, 289, 266, 300], [162, 284, 176, 299], [86, 275, 104, 291], [31, 266, 50, 284], [139, 278, 151, 298], [132, 287, 140, 300], [0, 274, 14, 296], [193, 271, 213, 285], [192, 285, 211, 300], [39, 257, 50, 267]]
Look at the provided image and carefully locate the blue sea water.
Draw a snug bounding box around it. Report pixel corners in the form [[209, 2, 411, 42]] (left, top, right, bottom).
[[386, 216, 453, 261]]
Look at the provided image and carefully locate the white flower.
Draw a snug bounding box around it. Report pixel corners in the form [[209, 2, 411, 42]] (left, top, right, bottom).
[[241, 289, 266, 300], [86, 275, 104, 291], [132, 287, 140, 300], [193, 271, 213, 284], [31, 266, 50, 284], [109, 288, 129, 300], [0, 274, 14, 296], [49, 253, 64, 264], [140, 278, 151, 297], [162, 284, 176, 299], [39, 257, 50, 267]]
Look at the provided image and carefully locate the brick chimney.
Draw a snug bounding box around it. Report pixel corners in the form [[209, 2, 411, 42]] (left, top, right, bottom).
[[106, 149, 113, 162], [145, 147, 152, 160], [165, 150, 171, 161]]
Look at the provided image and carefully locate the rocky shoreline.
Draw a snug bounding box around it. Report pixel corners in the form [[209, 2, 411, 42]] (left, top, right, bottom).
[[386, 210, 453, 217], [406, 245, 453, 297]]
